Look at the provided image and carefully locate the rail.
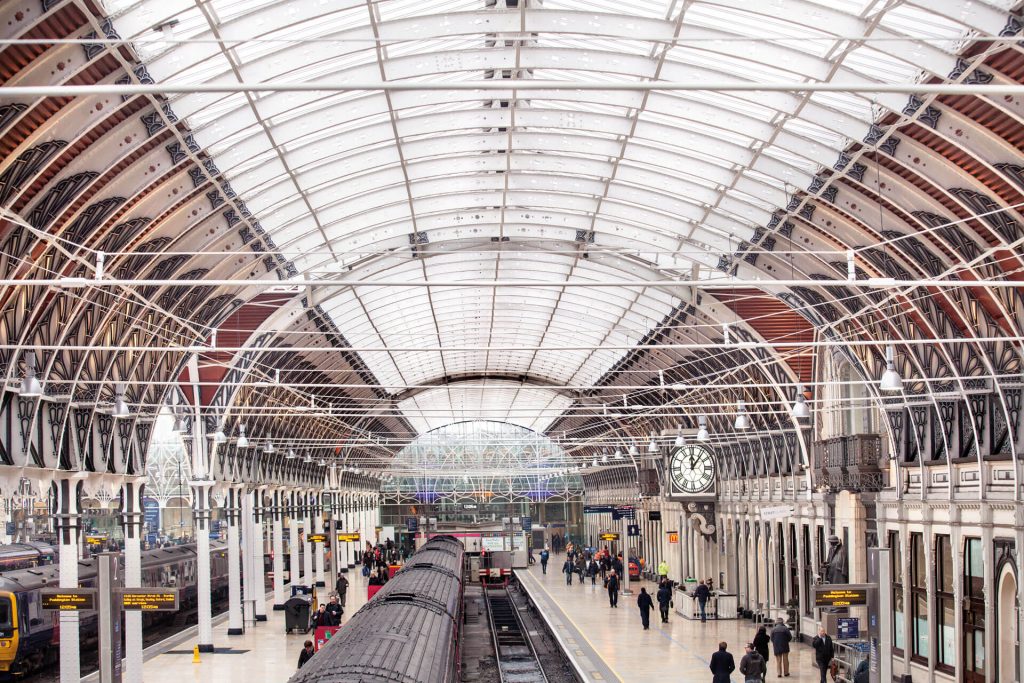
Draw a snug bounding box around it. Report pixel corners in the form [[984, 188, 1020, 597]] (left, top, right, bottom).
[[484, 586, 548, 683]]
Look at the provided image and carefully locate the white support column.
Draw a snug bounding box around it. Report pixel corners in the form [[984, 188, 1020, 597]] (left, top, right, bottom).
[[272, 490, 286, 609], [341, 500, 352, 569], [289, 490, 301, 586], [240, 489, 256, 626], [192, 480, 215, 649], [252, 490, 267, 622], [54, 477, 83, 683], [981, 513, 995, 683], [120, 480, 146, 680], [303, 491, 315, 586], [226, 486, 244, 635], [314, 493, 326, 587]]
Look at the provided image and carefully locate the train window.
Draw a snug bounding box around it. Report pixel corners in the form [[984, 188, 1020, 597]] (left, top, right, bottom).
[[0, 596, 12, 636]]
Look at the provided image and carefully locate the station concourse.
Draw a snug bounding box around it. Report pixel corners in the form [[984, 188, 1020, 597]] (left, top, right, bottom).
[[1, 1, 1024, 682]]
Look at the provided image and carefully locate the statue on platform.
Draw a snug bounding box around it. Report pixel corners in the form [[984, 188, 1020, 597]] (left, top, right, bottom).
[[822, 534, 848, 584]]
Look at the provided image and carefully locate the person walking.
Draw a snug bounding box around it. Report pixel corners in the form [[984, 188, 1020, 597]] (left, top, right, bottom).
[[811, 627, 835, 683], [540, 547, 550, 574], [576, 555, 587, 586], [656, 580, 672, 623], [739, 643, 767, 683], [588, 558, 599, 585], [709, 642, 736, 683], [636, 587, 654, 630], [325, 595, 343, 625], [606, 569, 620, 608], [297, 640, 315, 668], [694, 579, 711, 622], [335, 573, 349, 606], [770, 617, 792, 677], [752, 625, 770, 681], [563, 557, 574, 585], [657, 559, 669, 582]]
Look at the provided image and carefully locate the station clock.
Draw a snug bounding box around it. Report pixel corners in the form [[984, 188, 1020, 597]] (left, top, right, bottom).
[[668, 444, 716, 497]]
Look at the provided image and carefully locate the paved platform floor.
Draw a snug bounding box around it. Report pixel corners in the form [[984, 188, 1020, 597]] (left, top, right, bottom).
[[138, 574, 369, 683], [518, 561, 822, 683]]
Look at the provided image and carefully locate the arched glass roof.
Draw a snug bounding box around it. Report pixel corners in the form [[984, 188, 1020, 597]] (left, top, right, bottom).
[[97, 0, 1012, 433]]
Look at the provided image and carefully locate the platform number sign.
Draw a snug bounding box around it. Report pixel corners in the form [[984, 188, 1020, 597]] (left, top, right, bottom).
[[668, 444, 716, 496]]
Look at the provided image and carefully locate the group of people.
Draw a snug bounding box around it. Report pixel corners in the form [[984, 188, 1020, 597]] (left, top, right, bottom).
[[709, 623, 848, 683]]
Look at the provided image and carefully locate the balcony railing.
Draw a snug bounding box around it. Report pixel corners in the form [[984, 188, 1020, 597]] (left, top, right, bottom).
[[815, 434, 885, 492]]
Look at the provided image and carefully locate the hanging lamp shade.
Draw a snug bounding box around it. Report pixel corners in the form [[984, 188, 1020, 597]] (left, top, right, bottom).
[[112, 384, 130, 418], [214, 425, 227, 444], [734, 401, 749, 430], [792, 386, 811, 419], [880, 345, 903, 391], [20, 352, 43, 397], [674, 424, 684, 448], [613, 448, 624, 460], [264, 441, 276, 454], [237, 424, 249, 449], [697, 415, 709, 441], [628, 444, 639, 456]]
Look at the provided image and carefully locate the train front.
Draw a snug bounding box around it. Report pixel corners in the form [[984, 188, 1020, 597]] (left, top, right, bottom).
[[0, 591, 18, 675]]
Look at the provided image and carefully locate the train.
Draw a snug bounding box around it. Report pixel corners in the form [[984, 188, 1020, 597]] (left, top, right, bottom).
[[0, 541, 230, 679], [288, 535, 465, 683], [0, 545, 56, 573]]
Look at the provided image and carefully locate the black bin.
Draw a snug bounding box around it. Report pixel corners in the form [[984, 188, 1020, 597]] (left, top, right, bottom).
[[285, 596, 312, 633]]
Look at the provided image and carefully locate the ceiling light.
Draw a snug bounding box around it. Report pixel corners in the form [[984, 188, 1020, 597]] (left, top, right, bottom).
[[648, 435, 659, 453], [628, 444, 639, 456], [601, 452, 609, 464], [264, 441, 276, 454], [286, 449, 297, 459], [318, 459, 327, 467], [237, 424, 249, 449], [880, 345, 903, 392], [734, 400, 749, 430], [792, 385, 811, 419], [462, 475, 469, 483], [112, 384, 130, 419], [591, 457, 598, 467], [20, 351, 42, 397], [697, 415, 709, 441], [214, 425, 227, 444], [171, 415, 183, 433], [674, 424, 684, 448], [613, 448, 624, 460]]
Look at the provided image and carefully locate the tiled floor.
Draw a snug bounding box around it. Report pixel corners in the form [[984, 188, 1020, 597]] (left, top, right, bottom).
[[519, 560, 822, 683], [139, 574, 369, 683]]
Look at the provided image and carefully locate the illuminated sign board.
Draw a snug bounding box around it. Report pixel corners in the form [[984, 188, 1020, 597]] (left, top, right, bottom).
[[599, 533, 620, 541], [41, 589, 96, 611], [306, 533, 327, 544], [85, 535, 107, 546], [667, 532, 679, 544], [813, 586, 870, 608], [336, 533, 360, 542], [120, 589, 180, 611]]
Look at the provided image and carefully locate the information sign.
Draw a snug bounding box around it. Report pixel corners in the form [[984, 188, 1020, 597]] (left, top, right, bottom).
[[627, 524, 640, 537], [648, 510, 662, 521], [406, 517, 418, 532], [667, 531, 679, 544], [814, 585, 869, 608], [612, 505, 636, 520], [306, 533, 327, 544], [837, 617, 860, 639], [583, 505, 615, 514], [85, 535, 107, 546], [337, 533, 360, 542], [119, 589, 179, 611], [521, 516, 532, 532], [41, 589, 97, 611], [599, 532, 620, 541]]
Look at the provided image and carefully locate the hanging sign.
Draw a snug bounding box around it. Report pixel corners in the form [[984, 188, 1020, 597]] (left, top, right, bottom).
[[612, 505, 636, 520], [667, 531, 679, 544], [814, 585, 869, 608], [599, 533, 620, 541], [584, 505, 615, 514], [41, 589, 97, 611], [648, 510, 662, 521], [627, 524, 640, 537], [119, 589, 180, 611], [306, 533, 328, 544], [337, 533, 360, 542]]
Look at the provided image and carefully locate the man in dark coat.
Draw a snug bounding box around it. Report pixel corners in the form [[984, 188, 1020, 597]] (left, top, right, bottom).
[[693, 579, 711, 622], [335, 574, 349, 606], [636, 587, 654, 630], [739, 643, 766, 683], [606, 570, 619, 607], [563, 558, 574, 585], [709, 641, 735, 683], [811, 627, 835, 683], [297, 640, 315, 668], [770, 617, 792, 677], [656, 581, 672, 623]]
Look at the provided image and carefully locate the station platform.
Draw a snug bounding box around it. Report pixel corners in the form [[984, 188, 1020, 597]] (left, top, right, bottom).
[[131, 577, 370, 683], [517, 561, 821, 683]]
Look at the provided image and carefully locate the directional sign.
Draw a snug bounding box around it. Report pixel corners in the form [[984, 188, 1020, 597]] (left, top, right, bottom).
[[814, 585, 870, 608], [599, 533, 620, 541], [612, 505, 636, 521], [648, 510, 662, 521], [521, 516, 532, 532], [406, 517, 418, 532], [120, 589, 180, 611], [41, 589, 97, 611], [584, 505, 615, 514], [337, 533, 360, 542], [759, 505, 796, 521], [307, 533, 328, 544], [627, 524, 640, 537]]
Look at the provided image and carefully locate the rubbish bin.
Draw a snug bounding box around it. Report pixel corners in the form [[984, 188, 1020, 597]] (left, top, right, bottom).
[[284, 596, 312, 633]]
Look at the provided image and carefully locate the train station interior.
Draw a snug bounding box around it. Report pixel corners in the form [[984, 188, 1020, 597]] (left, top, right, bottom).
[[1, 0, 1024, 682]]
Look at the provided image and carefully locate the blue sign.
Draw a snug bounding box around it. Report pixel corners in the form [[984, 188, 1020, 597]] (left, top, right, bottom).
[[406, 517, 418, 532], [837, 617, 860, 640], [142, 498, 160, 535], [627, 524, 640, 537], [612, 505, 636, 521], [584, 505, 615, 514], [4, 522, 13, 536], [521, 517, 532, 532]]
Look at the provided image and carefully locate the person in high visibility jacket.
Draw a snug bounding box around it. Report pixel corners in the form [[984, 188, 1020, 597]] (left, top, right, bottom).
[[657, 560, 669, 581]]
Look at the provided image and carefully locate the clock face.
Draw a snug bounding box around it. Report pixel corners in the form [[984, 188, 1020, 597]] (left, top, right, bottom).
[[669, 445, 716, 494]]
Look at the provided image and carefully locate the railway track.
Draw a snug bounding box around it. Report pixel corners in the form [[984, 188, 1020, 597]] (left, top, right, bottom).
[[484, 587, 548, 683]]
